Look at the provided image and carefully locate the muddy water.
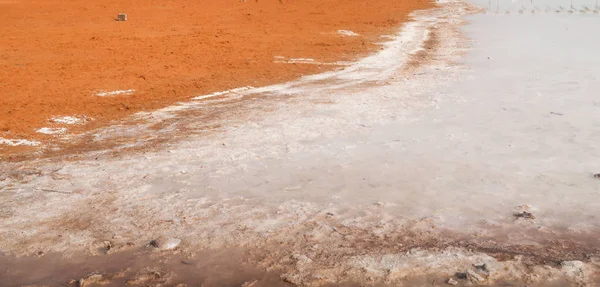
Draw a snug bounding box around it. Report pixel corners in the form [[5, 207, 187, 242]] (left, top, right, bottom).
[[0, 248, 291, 287], [0, 249, 580, 287]]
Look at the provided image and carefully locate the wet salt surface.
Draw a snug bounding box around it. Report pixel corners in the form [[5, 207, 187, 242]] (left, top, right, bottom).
[[1, 0, 600, 285]]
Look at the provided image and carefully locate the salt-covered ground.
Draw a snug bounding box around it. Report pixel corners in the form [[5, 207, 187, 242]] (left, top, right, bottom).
[[1, 0, 599, 286]]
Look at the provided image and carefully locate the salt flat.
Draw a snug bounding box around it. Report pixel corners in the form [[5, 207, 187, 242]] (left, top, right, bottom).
[[1, 0, 599, 285]]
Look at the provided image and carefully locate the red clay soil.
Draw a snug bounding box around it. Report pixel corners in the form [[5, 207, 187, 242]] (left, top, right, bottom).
[[0, 0, 433, 151]]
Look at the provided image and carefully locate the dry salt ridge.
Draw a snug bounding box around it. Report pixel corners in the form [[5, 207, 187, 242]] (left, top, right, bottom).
[[1, 0, 600, 286]]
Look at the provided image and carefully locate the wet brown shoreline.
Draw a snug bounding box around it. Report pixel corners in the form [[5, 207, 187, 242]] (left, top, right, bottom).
[[2, 236, 597, 287]]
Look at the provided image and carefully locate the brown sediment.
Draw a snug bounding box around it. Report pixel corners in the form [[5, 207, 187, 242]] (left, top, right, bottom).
[[2, 224, 598, 286], [0, 248, 292, 287], [0, 0, 435, 157], [405, 26, 441, 71]]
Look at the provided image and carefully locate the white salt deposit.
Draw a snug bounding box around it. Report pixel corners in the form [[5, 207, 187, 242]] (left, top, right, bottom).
[[273, 57, 351, 66], [2, 1, 599, 285], [0, 137, 40, 146], [191, 86, 254, 100], [337, 29, 360, 36], [36, 127, 67, 135], [95, 89, 135, 97], [51, 116, 82, 125]]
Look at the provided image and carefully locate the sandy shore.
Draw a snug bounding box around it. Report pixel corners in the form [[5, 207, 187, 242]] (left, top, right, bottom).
[[1, 0, 600, 286]]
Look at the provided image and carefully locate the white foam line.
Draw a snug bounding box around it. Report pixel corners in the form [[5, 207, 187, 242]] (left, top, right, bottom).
[[36, 127, 67, 135], [95, 89, 136, 97], [0, 137, 40, 147]]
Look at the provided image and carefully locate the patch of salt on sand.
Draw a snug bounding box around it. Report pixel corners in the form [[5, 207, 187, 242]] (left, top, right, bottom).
[[36, 127, 67, 135], [192, 86, 255, 101], [104, 6, 435, 136], [95, 89, 136, 97], [337, 30, 360, 36], [0, 137, 40, 146], [51, 116, 82, 125], [134, 13, 427, 121]]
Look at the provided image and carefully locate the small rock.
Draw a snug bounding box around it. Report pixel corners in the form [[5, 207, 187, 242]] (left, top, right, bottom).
[[447, 277, 458, 285], [467, 269, 485, 283], [117, 13, 127, 21], [454, 272, 467, 280], [149, 237, 181, 250], [77, 273, 108, 287], [593, 173, 600, 179], [473, 263, 490, 273], [103, 240, 113, 251], [125, 271, 162, 285], [514, 211, 536, 220]]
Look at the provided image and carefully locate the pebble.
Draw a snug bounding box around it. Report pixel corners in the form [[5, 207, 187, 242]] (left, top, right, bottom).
[[446, 277, 458, 285], [77, 273, 107, 287], [473, 263, 490, 273], [514, 211, 535, 220], [149, 237, 181, 250]]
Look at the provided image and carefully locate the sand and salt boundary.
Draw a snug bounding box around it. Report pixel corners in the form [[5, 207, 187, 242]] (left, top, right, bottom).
[[0, 0, 433, 154], [2, 0, 600, 286]]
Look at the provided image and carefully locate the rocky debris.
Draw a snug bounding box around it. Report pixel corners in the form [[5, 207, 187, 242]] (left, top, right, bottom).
[[452, 268, 486, 285], [593, 173, 600, 179], [473, 263, 490, 273], [454, 272, 467, 280], [242, 280, 259, 287], [75, 273, 109, 287], [102, 240, 113, 253], [149, 237, 181, 251], [561, 260, 587, 284], [513, 205, 536, 220], [514, 211, 535, 220], [125, 270, 172, 285], [446, 277, 458, 285], [281, 273, 303, 286], [466, 269, 485, 283]]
